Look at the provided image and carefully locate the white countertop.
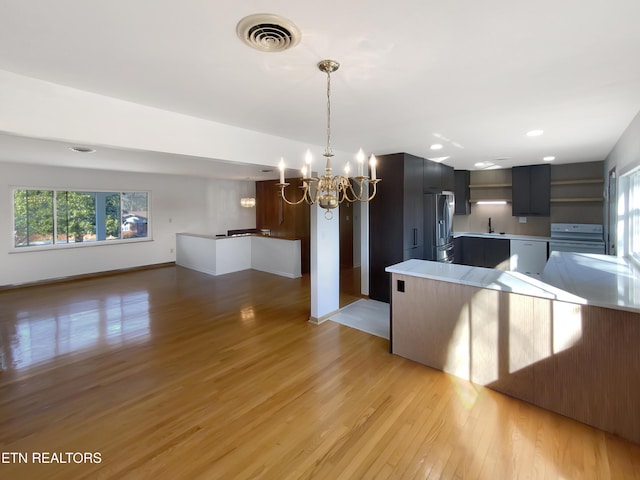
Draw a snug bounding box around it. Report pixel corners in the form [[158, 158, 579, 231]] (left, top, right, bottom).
[[386, 255, 640, 313], [455, 232, 551, 242], [542, 252, 640, 313], [386, 259, 584, 303], [177, 232, 299, 241]]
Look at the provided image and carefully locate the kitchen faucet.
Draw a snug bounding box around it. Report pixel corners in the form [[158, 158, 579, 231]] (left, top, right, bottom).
[[488, 217, 494, 234]]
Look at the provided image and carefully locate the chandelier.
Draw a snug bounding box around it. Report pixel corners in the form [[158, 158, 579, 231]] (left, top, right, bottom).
[[277, 59, 381, 219]]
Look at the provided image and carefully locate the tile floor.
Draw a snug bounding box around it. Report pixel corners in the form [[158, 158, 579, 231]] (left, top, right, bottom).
[[328, 298, 390, 339]]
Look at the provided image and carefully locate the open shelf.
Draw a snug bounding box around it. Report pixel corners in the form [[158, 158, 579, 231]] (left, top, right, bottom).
[[550, 179, 604, 186], [550, 197, 603, 203], [469, 183, 512, 188]]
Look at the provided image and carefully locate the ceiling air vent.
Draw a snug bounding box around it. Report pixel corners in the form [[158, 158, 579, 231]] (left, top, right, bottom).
[[236, 14, 301, 52]]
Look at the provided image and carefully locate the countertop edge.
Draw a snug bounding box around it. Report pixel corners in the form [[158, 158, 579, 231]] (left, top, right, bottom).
[[386, 259, 640, 313], [454, 232, 551, 241], [177, 232, 301, 241]]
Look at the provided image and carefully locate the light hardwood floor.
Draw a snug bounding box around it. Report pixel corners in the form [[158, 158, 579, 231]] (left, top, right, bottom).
[[1, 266, 639, 479]]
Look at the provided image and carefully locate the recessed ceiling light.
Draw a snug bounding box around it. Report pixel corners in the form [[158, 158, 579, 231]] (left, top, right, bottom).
[[526, 129, 544, 137], [543, 156, 555, 162], [430, 144, 443, 150], [70, 146, 96, 153], [474, 161, 496, 169]]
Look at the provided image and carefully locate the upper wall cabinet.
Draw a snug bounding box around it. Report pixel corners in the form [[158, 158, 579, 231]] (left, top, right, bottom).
[[441, 164, 455, 192], [424, 160, 454, 193], [512, 164, 550, 216], [454, 170, 470, 215]]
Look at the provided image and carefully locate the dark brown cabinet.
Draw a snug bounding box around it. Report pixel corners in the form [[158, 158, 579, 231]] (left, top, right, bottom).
[[454, 170, 470, 215], [483, 237, 510, 268], [370, 153, 424, 303], [441, 164, 455, 192], [423, 159, 441, 193], [512, 164, 550, 216], [453, 236, 464, 264], [424, 160, 454, 193], [457, 236, 510, 269]]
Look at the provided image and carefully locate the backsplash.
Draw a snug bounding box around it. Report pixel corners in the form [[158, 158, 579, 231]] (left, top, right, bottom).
[[453, 203, 551, 236], [454, 161, 605, 237]]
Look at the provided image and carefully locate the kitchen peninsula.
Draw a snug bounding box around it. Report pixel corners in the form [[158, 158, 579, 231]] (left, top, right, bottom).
[[176, 233, 301, 278], [386, 256, 640, 444]]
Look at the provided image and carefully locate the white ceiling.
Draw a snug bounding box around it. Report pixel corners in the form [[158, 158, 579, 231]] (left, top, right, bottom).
[[1, 0, 640, 176]]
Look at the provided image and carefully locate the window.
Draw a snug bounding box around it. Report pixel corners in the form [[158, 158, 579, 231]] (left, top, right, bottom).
[[628, 167, 640, 264], [13, 189, 149, 248]]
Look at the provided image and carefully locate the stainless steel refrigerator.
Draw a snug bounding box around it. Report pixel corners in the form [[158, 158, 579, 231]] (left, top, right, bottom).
[[424, 191, 455, 262]]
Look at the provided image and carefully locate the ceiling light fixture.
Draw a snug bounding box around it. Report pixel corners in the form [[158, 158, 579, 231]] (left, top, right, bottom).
[[543, 156, 555, 161], [277, 60, 380, 220], [430, 144, 443, 150], [526, 129, 544, 137], [474, 161, 496, 169]]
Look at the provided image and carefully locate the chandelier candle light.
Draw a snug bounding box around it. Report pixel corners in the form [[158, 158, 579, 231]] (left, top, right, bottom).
[[277, 59, 380, 219]]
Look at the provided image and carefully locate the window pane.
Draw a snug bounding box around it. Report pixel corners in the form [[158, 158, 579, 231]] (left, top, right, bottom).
[[630, 169, 640, 261], [56, 191, 96, 243], [105, 193, 121, 240], [122, 192, 148, 238], [14, 190, 54, 247]]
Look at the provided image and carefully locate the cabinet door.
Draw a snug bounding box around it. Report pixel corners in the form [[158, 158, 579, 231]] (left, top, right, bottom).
[[464, 237, 485, 267], [423, 160, 441, 193], [441, 165, 455, 192], [509, 240, 547, 274], [511, 166, 531, 216], [369, 154, 404, 303], [404, 154, 424, 251], [484, 238, 510, 269], [454, 170, 470, 215], [453, 236, 464, 264], [529, 164, 550, 215]]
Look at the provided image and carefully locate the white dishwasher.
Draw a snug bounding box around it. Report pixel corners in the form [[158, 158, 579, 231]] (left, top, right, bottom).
[[509, 239, 548, 276]]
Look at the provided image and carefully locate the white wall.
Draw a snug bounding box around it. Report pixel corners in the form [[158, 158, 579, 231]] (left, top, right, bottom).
[[0, 69, 352, 171], [606, 110, 640, 177], [206, 179, 256, 236], [605, 110, 640, 257], [0, 161, 256, 286]]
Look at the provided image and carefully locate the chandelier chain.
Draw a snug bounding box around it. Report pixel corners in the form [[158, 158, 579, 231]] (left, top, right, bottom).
[[325, 68, 332, 157]]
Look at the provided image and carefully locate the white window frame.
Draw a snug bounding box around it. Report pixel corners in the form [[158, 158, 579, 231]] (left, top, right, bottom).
[[10, 187, 152, 252], [626, 167, 640, 266]]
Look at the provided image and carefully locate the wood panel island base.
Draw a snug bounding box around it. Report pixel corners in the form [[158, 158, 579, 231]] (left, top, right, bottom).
[[387, 259, 640, 445]]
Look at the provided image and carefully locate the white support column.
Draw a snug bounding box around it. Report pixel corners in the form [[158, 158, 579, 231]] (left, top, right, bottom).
[[309, 204, 340, 323], [360, 200, 370, 296]]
